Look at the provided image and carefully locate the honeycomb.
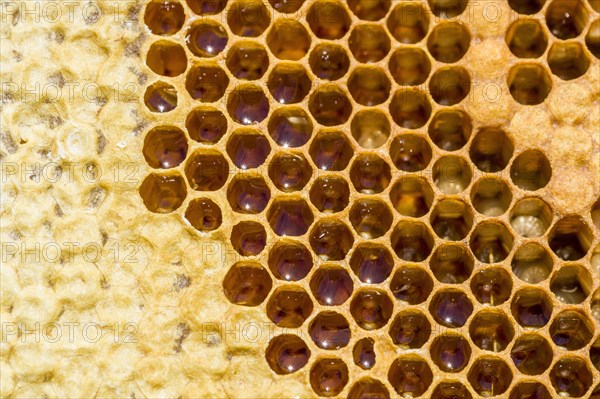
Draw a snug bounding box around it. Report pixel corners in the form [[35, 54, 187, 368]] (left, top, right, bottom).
[[134, 0, 600, 396]]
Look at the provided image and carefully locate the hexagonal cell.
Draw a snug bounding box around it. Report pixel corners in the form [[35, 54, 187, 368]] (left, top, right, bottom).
[[266, 286, 313, 327], [139, 173, 187, 213], [551, 42, 591, 80], [429, 109, 472, 151], [146, 40, 187, 77], [469, 310, 514, 352], [309, 176, 350, 213], [310, 219, 354, 260], [551, 265, 592, 305], [550, 356, 593, 397], [429, 66, 471, 106], [591, 337, 600, 372], [431, 381, 472, 399], [511, 242, 553, 283], [186, 0, 227, 14], [390, 221, 434, 262], [348, 378, 389, 399], [469, 127, 514, 172], [308, 44, 350, 82], [349, 199, 393, 239], [548, 216, 593, 260], [389, 176, 434, 217], [308, 85, 352, 126], [309, 130, 353, 171], [267, 197, 314, 236], [269, 0, 304, 12], [184, 150, 229, 191], [430, 199, 473, 241], [266, 19, 311, 60], [348, 67, 391, 106], [546, 0, 589, 39], [185, 64, 229, 102], [227, 84, 269, 125], [143, 126, 188, 169], [348, 0, 390, 20], [432, 155, 472, 194], [307, 0, 351, 39], [267, 107, 312, 148], [348, 24, 391, 63], [427, 22, 470, 63], [226, 129, 270, 170], [265, 334, 311, 374], [511, 288, 553, 327], [350, 244, 394, 284], [310, 266, 354, 306], [389, 89, 432, 129], [231, 221, 266, 256], [353, 338, 376, 370], [223, 262, 272, 306], [505, 19, 548, 58], [185, 198, 222, 232], [144, 0, 185, 36], [470, 267, 513, 305], [510, 198, 552, 237], [509, 382, 552, 399], [430, 334, 472, 372], [225, 41, 269, 80], [388, 356, 433, 397], [144, 81, 177, 112], [386, 2, 430, 43], [430, 243, 474, 284], [186, 107, 228, 144], [350, 110, 390, 149], [428, 0, 468, 17], [226, 175, 271, 214], [227, 0, 270, 37], [550, 310, 593, 350], [268, 152, 312, 192], [350, 290, 393, 330], [390, 266, 433, 304], [508, 0, 546, 14], [268, 239, 313, 281], [389, 310, 431, 348], [310, 358, 349, 397], [511, 333, 553, 375], [186, 21, 228, 57], [467, 357, 513, 397], [309, 311, 351, 350], [507, 63, 552, 105], [510, 150, 552, 191], [389, 47, 431, 86], [471, 178, 512, 217], [389, 134, 432, 171], [429, 289, 473, 328], [586, 19, 600, 59], [470, 221, 514, 263], [267, 63, 312, 104]]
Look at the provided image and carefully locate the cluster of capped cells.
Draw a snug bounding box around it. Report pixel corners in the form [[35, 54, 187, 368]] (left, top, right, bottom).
[[139, 0, 600, 396]]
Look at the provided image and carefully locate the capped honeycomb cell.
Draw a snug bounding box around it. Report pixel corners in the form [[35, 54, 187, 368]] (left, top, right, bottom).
[[511, 333, 553, 375], [505, 19, 548, 58], [430, 334, 472, 372], [226, 129, 271, 169], [429, 289, 473, 328], [389, 90, 432, 129], [146, 40, 187, 77], [268, 152, 312, 192], [432, 156, 472, 194], [469, 221, 514, 263], [309, 176, 350, 213], [389, 310, 431, 349], [390, 266, 434, 304], [186, 107, 228, 144], [307, 1, 351, 40], [511, 242, 554, 283], [310, 358, 349, 396], [428, 0, 468, 18], [348, 378, 389, 399], [428, 109, 472, 151], [549, 356, 593, 397], [185, 150, 229, 191], [226, 41, 269, 80], [186, 21, 228, 57], [231, 221, 266, 255], [509, 382, 552, 399], [389, 176, 434, 217], [469, 310, 514, 352], [430, 243, 474, 284], [227, 85, 270, 125], [349, 199, 393, 239], [223, 262, 272, 306], [350, 243, 394, 284], [427, 22, 470, 63], [309, 218, 354, 260], [267, 286, 313, 327], [510, 149, 552, 191], [185, 198, 222, 231], [267, 63, 312, 104], [310, 266, 354, 305], [143, 126, 188, 169], [386, 2, 430, 44], [467, 357, 513, 397], [429, 66, 471, 106], [548, 42, 590, 80], [387, 356, 433, 397], [507, 63, 552, 105], [139, 173, 187, 213], [226, 175, 271, 214], [309, 44, 350, 80], [549, 310, 593, 350], [548, 216, 593, 260], [511, 287, 553, 327], [144, 81, 177, 112], [309, 311, 351, 349], [389, 134, 432, 172], [308, 85, 353, 126], [265, 334, 311, 374], [267, 19, 312, 60], [353, 338, 376, 370], [389, 47, 431, 86], [227, 0, 271, 37], [144, 0, 185, 36], [267, 197, 314, 236], [470, 267, 513, 305], [546, 0, 589, 39], [430, 199, 474, 240], [309, 130, 353, 171], [348, 0, 390, 20], [350, 289, 393, 330], [347, 67, 391, 106], [348, 25, 391, 63], [185, 64, 229, 102], [508, 0, 546, 14], [350, 110, 391, 149], [509, 198, 552, 237], [550, 265, 592, 304], [186, 0, 227, 14], [390, 220, 434, 262], [470, 177, 512, 217], [268, 239, 313, 281], [431, 381, 472, 399], [268, 107, 313, 148], [469, 127, 514, 173]]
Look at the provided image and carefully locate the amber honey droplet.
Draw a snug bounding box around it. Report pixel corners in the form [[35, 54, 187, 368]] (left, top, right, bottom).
[[310, 176, 350, 213], [268, 239, 313, 281], [350, 109, 391, 150], [389, 134, 432, 171], [309, 44, 351, 80], [350, 244, 394, 284], [349, 199, 393, 239], [267, 198, 314, 236], [143, 126, 188, 169], [388, 356, 433, 397], [430, 335, 471, 372], [430, 290, 473, 328], [226, 129, 271, 170], [231, 221, 266, 255], [227, 0, 271, 37], [268, 152, 312, 192], [144, 0, 185, 36], [267, 64, 312, 104], [139, 173, 187, 213], [309, 311, 351, 350], [308, 86, 352, 126], [309, 219, 354, 260], [389, 311, 431, 348], [226, 175, 271, 214], [390, 266, 433, 304], [348, 378, 390, 399], [223, 262, 272, 306], [389, 176, 434, 217], [348, 66, 391, 106], [146, 40, 187, 77], [350, 290, 393, 330], [350, 155, 391, 194], [186, 107, 227, 144], [185, 64, 229, 102], [511, 288, 553, 327], [470, 267, 512, 305], [431, 381, 472, 399], [309, 131, 353, 171], [144, 82, 177, 112], [185, 198, 222, 231], [186, 21, 228, 57], [310, 266, 353, 306], [184, 150, 229, 191], [267, 19, 312, 60], [226, 41, 269, 80], [549, 356, 593, 397], [266, 334, 311, 374], [310, 358, 349, 397], [266, 286, 313, 327], [227, 85, 270, 125], [268, 107, 313, 148], [511, 334, 553, 375], [353, 338, 375, 370]]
